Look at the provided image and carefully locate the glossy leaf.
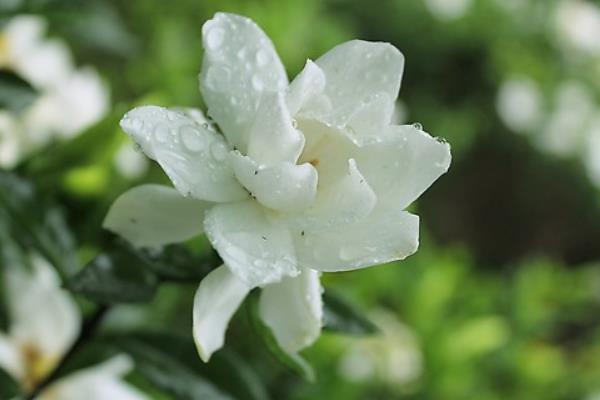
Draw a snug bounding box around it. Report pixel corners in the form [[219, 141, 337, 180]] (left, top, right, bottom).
[[137, 245, 220, 281], [0, 171, 78, 279], [322, 290, 379, 335], [0, 367, 20, 399], [117, 335, 234, 400], [0, 69, 37, 113], [68, 246, 157, 304]]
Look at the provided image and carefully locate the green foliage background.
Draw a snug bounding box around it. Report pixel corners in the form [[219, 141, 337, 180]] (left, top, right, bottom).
[[1, 0, 600, 399]]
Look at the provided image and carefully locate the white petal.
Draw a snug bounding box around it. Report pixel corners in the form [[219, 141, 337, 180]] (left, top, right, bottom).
[[42, 356, 148, 400], [292, 120, 376, 230], [6, 255, 80, 366], [0, 333, 24, 381], [246, 91, 304, 165], [120, 106, 247, 202], [288, 159, 376, 232], [0, 111, 23, 168], [200, 13, 288, 152], [3, 15, 45, 61], [346, 92, 394, 141], [103, 184, 210, 248], [286, 59, 327, 116], [315, 40, 404, 127], [193, 265, 250, 362], [204, 201, 299, 287], [230, 152, 317, 213], [259, 269, 322, 354], [16, 39, 72, 90], [355, 125, 451, 209], [295, 208, 419, 272], [53, 67, 109, 138]]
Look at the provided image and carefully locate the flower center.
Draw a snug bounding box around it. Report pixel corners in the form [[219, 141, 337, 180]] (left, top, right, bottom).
[[20, 343, 58, 392], [0, 34, 10, 66]]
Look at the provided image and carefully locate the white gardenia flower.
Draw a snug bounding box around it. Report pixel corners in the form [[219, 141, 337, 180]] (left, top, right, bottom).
[[103, 12, 451, 361], [554, 0, 600, 57], [496, 77, 543, 133], [338, 310, 422, 387], [0, 255, 148, 400], [0, 15, 109, 168]]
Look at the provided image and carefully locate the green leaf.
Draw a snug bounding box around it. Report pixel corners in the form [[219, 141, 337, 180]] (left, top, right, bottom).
[[116, 335, 234, 400], [0, 171, 78, 279], [136, 245, 220, 281], [322, 290, 379, 336], [0, 69, 37, 113], [120, 333, 269, 400], [247, 294, 315, 382], [68, 246, 157, 304], [0, 367, 20, 399]]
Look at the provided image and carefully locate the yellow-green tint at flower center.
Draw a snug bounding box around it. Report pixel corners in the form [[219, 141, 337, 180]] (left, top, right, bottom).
[[0, 33, 11, 67], [20, 343, 59, 393]]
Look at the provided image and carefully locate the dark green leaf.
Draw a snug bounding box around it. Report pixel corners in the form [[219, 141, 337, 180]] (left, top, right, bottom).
[[0, 367, 20, 399], [117, 335, 234, 400], [0, 69, 37, 113], [136, 245, 219, 281], [0, 171, 78, 279], [247, 294, 315, 382], [116, 333, 269, 400], [68, 246, 157, 304], [322, 290, 379, 336]]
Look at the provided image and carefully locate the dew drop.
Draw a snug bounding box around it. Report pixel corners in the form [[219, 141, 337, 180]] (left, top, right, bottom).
[[291, 118, 298, 129], [251, 75, 264, 91], [130, 118, 142, 131], [211, 142, 228, 161], [255, 48, 269, 67], [154, 124, 170, 143], [180, 126, 205, 152], [237, 47, 247, 59], [412, 122, 423, 131], [205, 66, 230, 91], [205, 27, 224, 50]]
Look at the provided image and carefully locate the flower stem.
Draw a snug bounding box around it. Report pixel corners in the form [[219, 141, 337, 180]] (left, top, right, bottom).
[[23, 305, 110, 400]]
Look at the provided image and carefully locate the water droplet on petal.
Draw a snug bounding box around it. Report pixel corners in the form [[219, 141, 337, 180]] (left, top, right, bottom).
[[205, 27, 224, 50], [412, 122, 423, 131], [211, 142, 228, 161], [180, 126, 205, 152], [154, 124, 170, 143], [205, 66, 230, 91], [251, 75, 264, 91], [255, 48, 269, 67], [291, 118, 298, 129], [130, 118, 142, 131]]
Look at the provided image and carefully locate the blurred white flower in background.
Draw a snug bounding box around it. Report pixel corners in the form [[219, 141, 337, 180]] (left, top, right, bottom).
[[496, 75, 600, 188], [583, 116, 600, 187], [113, 142, 149, 180], [0, 15, 109, 168], [554, 0, 600, 57], [425, 0, 472, 21], [0, 255, 147, 399], [537, 81, 596, 157], [338, 310, 422, 388], [103, 12, 451, 363], [496, 77, 543, 133]]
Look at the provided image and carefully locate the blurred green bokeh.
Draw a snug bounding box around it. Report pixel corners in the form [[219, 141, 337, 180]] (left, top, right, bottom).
[[1, 0, 600, 399]]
